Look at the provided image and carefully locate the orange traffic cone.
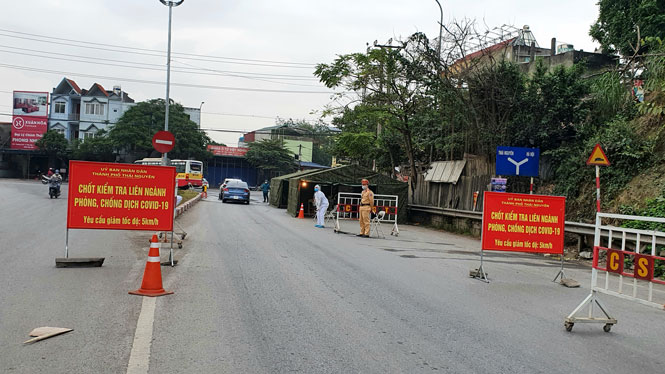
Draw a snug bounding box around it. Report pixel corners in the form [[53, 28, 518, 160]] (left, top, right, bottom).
[[129, 235, 174, 297], [298, 203, 305, 219]]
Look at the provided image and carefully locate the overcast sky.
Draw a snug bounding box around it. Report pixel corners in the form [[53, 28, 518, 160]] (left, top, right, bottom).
[[0, 0, 600, 146]]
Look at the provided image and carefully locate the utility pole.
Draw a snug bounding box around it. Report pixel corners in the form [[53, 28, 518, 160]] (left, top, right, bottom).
[[298, 144, 302, 171], [198, 101, 204, 130], [434, 0, 444, 162], [159, 0, 184, 165], [371, 39, 403, 171]]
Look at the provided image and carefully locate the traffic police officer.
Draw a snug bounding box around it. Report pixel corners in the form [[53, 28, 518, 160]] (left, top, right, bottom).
[[357, 178, 374, 237]]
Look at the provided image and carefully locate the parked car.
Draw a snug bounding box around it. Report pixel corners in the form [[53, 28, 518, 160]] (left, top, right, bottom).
[[220, 180, 250, 204]]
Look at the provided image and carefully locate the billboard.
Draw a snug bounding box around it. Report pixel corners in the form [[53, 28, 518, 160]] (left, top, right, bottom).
[[67, 161, 176, 231], [481, 192, 565, 254], [207, 145, 249, 157], [11, 91, 49, 150]]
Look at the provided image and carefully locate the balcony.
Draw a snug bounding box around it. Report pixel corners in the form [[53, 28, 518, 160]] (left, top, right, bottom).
[[68, 113, 80, 121]]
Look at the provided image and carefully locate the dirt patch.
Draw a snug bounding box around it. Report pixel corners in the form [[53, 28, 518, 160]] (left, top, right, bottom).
[[609, 163, 665, 212]]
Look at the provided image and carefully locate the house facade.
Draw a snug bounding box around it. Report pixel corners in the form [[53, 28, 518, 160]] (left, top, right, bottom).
[[49, 77, 135, 140], [48, 78, 82, 141]]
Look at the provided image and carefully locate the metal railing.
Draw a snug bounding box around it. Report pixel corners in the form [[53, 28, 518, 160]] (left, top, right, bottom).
[[408, 204, 665, 245]]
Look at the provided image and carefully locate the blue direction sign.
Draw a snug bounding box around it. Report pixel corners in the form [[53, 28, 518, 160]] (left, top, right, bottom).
[[496, 146, 540, 177]]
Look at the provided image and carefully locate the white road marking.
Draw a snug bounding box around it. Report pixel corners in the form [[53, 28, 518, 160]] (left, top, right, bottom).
[[126, 297, 157, 374]]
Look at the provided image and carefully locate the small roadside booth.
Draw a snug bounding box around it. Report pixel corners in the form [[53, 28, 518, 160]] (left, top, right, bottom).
[[269, 169, 321, 208], [284, 165, 408, 223]]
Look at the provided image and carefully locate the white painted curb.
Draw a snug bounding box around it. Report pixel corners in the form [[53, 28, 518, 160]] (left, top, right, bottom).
[[175, 193, 202, 218]]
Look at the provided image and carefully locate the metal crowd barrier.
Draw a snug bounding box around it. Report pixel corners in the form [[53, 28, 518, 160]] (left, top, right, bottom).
[[565, 212, 665, 332], [334, 192, 399, 236]]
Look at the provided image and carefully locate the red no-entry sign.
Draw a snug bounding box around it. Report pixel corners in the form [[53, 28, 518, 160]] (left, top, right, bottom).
[[152, 131, 175, 153]]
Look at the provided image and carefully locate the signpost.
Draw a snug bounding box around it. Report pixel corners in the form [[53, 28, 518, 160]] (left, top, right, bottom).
[[473, 191, 566, 282], [496, 146, 540, 194], [62, 161, 176, 266], [586, 143, 610, 212], [152, 130, 175, 154]]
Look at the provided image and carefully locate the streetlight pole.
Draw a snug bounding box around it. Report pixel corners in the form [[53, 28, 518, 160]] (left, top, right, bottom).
[[159, 0, 184, 165], [198, 101, 204, 129], [434, 0, 443, 74]]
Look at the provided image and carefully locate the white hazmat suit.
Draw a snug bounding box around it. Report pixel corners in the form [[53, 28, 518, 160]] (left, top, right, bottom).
[[314, 185, 329, 227]]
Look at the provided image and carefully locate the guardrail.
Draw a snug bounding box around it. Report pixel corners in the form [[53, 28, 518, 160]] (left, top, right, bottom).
[[408, 204, 665, 245]]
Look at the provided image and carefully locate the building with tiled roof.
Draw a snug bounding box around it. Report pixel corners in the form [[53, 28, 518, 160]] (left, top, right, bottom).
[[49, 77, 135, 140]]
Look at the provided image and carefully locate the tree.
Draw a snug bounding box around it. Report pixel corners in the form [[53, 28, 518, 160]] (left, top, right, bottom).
[[70, 129, 116, 162], [245, 139, 297, 177], [315, 32, 440, 191], [35, 130, 69, 166], [590, 0, 665, 56], [108, 99, 211, 161]]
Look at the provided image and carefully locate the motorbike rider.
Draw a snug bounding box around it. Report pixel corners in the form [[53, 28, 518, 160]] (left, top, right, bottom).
[[49, 169, 63, 194]]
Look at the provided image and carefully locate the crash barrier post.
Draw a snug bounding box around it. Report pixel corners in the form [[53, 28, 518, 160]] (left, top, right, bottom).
[[472, 192, 566, 283], [334, 192, 399, 237], [59, 161, 176, 268], [564, 212, 665, 332]]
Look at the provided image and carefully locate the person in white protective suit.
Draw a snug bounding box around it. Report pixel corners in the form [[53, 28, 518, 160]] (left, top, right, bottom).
[[313, 184, 328, 228]]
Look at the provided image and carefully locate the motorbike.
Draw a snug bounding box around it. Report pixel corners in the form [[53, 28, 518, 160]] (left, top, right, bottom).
[[49, 185, 61, 199], [42, 175, 61, 198]]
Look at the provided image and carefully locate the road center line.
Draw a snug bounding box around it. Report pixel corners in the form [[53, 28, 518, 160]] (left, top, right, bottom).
[[126, 297, 157, 374]]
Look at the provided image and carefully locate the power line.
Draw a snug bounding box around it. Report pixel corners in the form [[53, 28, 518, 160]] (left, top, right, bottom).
[[0, 28, 318, 66], [0, 48, 323, 88], [0, 44, 318, 80], [0, 63, 338, 94], [0, 31, 316, 69]]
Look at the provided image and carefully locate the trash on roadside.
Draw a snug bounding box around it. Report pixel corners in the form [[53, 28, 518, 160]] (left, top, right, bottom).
[[23, 327, 73, 344], [560, 278, 580, 288]]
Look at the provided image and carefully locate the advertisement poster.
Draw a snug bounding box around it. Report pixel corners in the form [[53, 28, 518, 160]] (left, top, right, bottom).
[[481, 192, 566, 254], [490, 178, 507, 192], [207, 145, 249, 157], [67, 161, 176, 231], [11, 91, 49, 150]]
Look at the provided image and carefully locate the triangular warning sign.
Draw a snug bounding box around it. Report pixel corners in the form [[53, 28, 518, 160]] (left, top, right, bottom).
[[586, 143, 610, 166]]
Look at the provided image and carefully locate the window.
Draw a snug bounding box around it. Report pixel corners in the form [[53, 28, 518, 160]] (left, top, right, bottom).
[[53, 128, 65, 135], [84, 102, 105, 116], [83, 131, 97, 140], [54, 102, 66, 114], [190, 162, 202, 172]]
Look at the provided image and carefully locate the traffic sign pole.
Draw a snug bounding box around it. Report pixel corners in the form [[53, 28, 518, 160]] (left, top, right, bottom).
[[586, 143, 609, 213], [530, 177, 534, 195], [595, 165, 601, 212]]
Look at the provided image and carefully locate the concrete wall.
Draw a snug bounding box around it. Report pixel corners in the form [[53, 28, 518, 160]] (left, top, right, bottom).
[[183, 107, 201, 127], [284, 139, 312, 162]]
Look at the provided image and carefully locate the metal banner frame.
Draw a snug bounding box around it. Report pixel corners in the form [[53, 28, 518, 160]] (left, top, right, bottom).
[[565, 212, 665, 332], [334, 192, 399, 237], [472, 192, 567, 283]]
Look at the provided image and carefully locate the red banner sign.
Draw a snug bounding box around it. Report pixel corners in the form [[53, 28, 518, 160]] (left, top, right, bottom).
[[481, 192, 566, 254], [207, 145, 249, 157], [67, 161, 176, 231], [11, 116, 48, 150], [11, 91, 49, 150]]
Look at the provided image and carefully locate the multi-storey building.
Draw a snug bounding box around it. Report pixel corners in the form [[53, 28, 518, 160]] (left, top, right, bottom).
[[49, 77, 135, 141]]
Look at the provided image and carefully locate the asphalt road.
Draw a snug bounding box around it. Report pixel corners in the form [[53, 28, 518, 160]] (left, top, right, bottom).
[[1, 179, 664, 373]]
